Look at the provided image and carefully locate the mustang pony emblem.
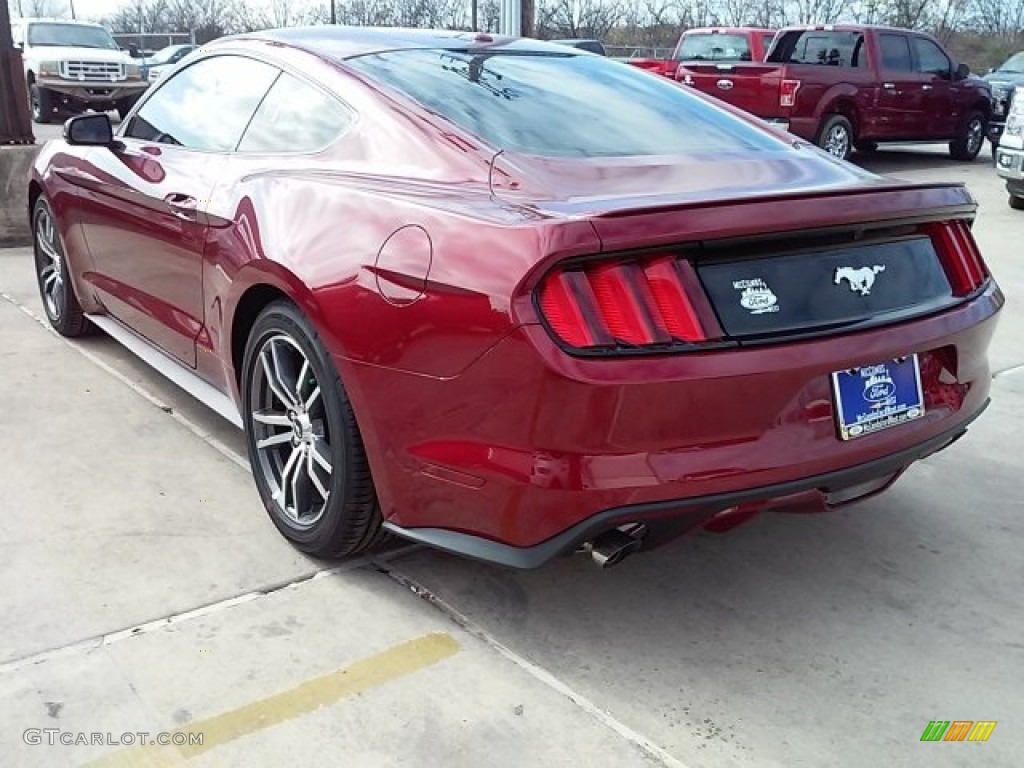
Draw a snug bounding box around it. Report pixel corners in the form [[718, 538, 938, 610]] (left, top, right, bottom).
[[835, 265, 885, 296]]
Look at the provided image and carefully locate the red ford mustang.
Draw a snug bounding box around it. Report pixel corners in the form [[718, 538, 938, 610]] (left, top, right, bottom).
[[29, 28, 1002, 568]]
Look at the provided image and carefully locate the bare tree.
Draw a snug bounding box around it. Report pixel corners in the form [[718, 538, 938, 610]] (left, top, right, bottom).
[[538, 0, 625, 40], [26, 0, 61, 16], [342, 0, 393, 26]]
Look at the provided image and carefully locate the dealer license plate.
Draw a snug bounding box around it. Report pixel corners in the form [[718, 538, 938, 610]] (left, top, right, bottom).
[[832, 355, 925, 440]]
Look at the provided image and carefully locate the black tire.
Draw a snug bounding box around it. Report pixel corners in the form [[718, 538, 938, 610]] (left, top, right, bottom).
[[29, 82, 56, 124], [32, 197, 90, 337], [1010, 195, 1024, 211], [241, 300, 388, 558], [817, 114, 854, 161], [949, 111, 986, 161], [115, 96, 138, 122], [854, 140, 878, 154]]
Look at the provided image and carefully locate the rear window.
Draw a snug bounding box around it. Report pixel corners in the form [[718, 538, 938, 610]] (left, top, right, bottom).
[[768, 30, 867, 68], [346, 49, 783, 158], [676, 33, 752, 62]]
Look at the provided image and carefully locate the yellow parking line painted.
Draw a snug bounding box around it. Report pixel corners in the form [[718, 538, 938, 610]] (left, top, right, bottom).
[[84, 632, 459, 767]]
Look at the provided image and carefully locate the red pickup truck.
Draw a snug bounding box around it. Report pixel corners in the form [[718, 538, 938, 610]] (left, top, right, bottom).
[[676, 25, 992, 161], [626, 27, 775, 80]]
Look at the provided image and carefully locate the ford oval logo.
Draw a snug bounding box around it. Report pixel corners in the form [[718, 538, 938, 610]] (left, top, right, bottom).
[[717, 79, 734, 91], [863, 373, 896, 403]]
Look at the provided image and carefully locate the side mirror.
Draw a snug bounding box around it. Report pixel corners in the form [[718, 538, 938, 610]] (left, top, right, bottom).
[[955, 62, 970, 80], [128, 43, 141, 58], [64, 113, 116, 147]]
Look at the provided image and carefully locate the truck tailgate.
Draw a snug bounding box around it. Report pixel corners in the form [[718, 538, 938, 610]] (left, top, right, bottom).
[[678, 62, 783, 117]]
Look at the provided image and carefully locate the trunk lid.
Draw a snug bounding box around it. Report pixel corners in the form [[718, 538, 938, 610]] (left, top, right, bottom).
[[493, 150, 981, 347]]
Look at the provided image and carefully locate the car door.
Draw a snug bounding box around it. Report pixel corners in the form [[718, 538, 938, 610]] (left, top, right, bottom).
[[911, 36, 957, 138], [73, 54, 279, 366], [875, 32, 923, 138]]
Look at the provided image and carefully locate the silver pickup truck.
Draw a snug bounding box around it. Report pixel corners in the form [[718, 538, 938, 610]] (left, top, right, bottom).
[[10, 18, 148, 124], [995, 87, 1024, 210]]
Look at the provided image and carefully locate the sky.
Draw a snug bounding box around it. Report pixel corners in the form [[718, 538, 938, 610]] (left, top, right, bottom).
[[13, 0, 125, 21]]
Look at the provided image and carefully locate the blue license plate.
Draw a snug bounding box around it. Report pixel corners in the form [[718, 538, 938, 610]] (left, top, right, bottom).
[[831, 355, 925, 440]]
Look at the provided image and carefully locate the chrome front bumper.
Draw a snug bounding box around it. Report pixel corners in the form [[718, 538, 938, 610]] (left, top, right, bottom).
[[36, 77, 148, 102], [996, 145, 1024, 181]]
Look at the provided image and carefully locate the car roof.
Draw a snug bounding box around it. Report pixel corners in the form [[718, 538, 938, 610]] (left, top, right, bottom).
[[222, 26, 576, 60]]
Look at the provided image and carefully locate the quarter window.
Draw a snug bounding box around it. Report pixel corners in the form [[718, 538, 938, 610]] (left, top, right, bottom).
[[238, 72, 354, 153], [124, 55, 278, 151], [879, 34, 913, 72], [912, 38, 951, 76]]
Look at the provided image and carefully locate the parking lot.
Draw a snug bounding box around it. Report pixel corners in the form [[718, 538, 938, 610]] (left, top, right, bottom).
[[0, 142, 1021, 767]]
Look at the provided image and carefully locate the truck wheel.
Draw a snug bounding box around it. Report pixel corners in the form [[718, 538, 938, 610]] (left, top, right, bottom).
[[115, 96, 139, 122], [1010, 195, 1024, 211], [817, 115, 853, 161], [29, 83, 56, 124], [949, 111, 985, 161]]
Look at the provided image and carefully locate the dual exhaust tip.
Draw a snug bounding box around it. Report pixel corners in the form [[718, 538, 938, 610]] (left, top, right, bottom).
[[581, 526, 645, 569]]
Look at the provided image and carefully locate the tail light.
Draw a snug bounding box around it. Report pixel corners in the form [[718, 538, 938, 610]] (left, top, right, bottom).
[[926, 220, 989, 296], [537, 256, 716, 352], [779, 79, 801, 108]]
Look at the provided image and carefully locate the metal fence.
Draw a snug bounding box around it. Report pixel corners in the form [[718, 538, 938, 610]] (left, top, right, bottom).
[[605, 45, 675, 59], [112, 32, 194, 55]]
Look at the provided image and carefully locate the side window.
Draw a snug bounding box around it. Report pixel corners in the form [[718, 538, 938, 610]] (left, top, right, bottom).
[[879, 33, 913, 73], [124, 55, 278, 151], [761, 34, 775, 58], [778, 31, 864, 68], [237, 72, 354, 153], [912, 38, 951, 76]]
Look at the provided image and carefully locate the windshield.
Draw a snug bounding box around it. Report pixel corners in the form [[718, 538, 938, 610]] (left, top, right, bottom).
[[996, 52, 1024, 73], [150, 45, 190, 65], [676, 34, 752, 62], [347, 49, 784, 158], [27, 23, 118, 50]]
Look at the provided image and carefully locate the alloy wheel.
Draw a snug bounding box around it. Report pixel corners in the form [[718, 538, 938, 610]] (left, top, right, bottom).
[[34, 206, 65, 321], [966, 118, 983, 155], [824, 124, 850, 158], [249, 333, 333, 527]]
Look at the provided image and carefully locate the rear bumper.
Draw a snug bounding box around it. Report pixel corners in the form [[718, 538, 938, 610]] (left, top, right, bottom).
[[342, 282, 1002, 563], [382, 410, 983, 568]]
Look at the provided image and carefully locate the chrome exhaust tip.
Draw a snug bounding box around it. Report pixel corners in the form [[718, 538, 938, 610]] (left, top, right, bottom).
[[583, 526, 645, 569]]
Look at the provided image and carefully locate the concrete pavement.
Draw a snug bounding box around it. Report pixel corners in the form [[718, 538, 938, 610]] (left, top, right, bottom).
[[0, 145, 1022, 767]]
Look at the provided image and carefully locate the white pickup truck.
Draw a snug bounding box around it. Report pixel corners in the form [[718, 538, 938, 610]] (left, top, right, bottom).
[[10, 18, 148, 124]]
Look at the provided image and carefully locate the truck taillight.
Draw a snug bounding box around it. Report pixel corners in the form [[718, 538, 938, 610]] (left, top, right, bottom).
[[780, 79, 801, 108], [925, 220, 990, 296], [537, 256, 716, 352]]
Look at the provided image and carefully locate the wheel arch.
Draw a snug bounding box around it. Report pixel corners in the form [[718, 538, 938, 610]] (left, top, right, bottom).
[[818, 89, 860, 138], [225, 262, 337, 393], [28, 179, 43, 225], [971, 98, 992, 120]]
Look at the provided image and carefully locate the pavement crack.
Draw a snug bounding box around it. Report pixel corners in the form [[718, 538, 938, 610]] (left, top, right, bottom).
[[993, 362, 1024, 378], [372, 557, 689, 768], [0, 558, 373, 676]]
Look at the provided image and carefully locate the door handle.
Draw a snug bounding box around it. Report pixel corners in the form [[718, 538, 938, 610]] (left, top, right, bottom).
[[882, 82, 896, 89], [164, 193, 198, 220], [922, 84, 933, 91]]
